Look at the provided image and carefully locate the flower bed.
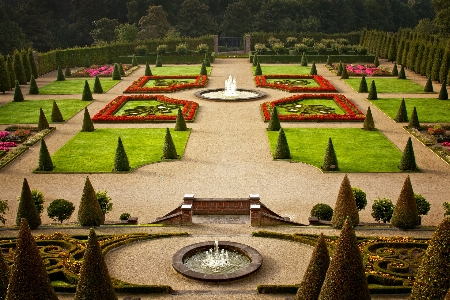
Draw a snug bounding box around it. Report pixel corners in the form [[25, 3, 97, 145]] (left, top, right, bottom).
[[124, 75, 207, 93], [261, 94, 365, 122], [254, 75, 336, 92], [71, 65, 138, 77], [327, 63, 392, 76], [92, 95, 199, 123]]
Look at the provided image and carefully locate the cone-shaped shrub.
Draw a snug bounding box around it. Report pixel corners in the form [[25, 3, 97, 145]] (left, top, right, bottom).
[[112, 63, 121, 80], [336, 62, 343, 76], [0, 55, 9, 94], [64, 66, 71, 77], [398, 65, 406, 79], [363, 107, 375, 130], [132, 54, 138, 67], [204, 53, 211, 67], [410, 217, 450, 299], [155, 55, 162, 67], [13, 49, 26, 85], [399, 137, 417, 171], [301, 52, 308, 66], [16, 178, 41, 229], [310, 61, 317, 75], [392, 62, 399, 76], [77, 177, 104, 226], [6, 55, 15, 90], [408, 106, 420, 129], [74, 228, 117, 300], [28, 48, 38, 79], [340, 64, 349, 79], [391, 176, 419, 229], [81, 107, 95, 132], [145, 62, 152, 76], [5, 219, 58, 300], [82, 80, 93, 101], [13, 80, 24, 102], [37, 139, 53, 171], [84, 55, 90, 68], [175, 108, 187, 131], [318, 218, 371, 300], [374, 55, 380, 67], [28, 75, 39, 94], [0, 248, 9, 299], [395, 98, 408, 122], [326, 55, 331, 66], [252, 53, 258, 67], [162, 128, 178, 159], [331, 174, 360, 229], [424, 77, 433, 92], [93, 76, 103, 93], [295, 234, 330, 300], [113, 137, 130, 172], [321, 137, 339, 171], [200, 62, 207, 75], [56, 65, 65, 81], [439, 79, 448, 100], [254, 62, 262, 75], [119, 63, 125, 76], [358, 75, 368, 93], [267, 106, 281, 131], [22, 50, 31, 80], [273, 128, 291, 159], [368, 80, 378, 100], [38, 107, 50, 131]]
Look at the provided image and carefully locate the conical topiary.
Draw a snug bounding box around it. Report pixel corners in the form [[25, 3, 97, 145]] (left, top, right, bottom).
[[310, 61, 317, 75], [331, 174, 359, 229], [77, 177, 104, 226], [267, 106, 281, 131], [410, 217, 450, 299], [391, 62, 399, 76], [398, 65, 406, 79], [301, 52, 308, 66], [399, 137, 417, 171], [28, 75, 39, 94], [13, 49, 26, 85], [294, 234, 330, 300], [5, 219, 58, 300], [22, 50, 31, 81], [155, 55, 162, 67], [318, 218, 371, 300], [363, 107, 375, 130], [132, 54, 138, 67], [439, 79, 448, 100], [254, 62, 262, 75], [162, 128, 178, 159], [204, 53, 211, 67], [200, 62, 207, 75], [16, 178, 41, 229], [273, 128, 291, 159], [424, 77, 433, 92], [0, 248, 9, 299], [7, 55, 16, 90], [65, 66, 71, 77], [37, 139, 53, 171], [93, 76, 103, 93], [112, 63, 121, 80], [119, 63, 125, 76], [340, 64, 349, 79], [391, 176, 419, 229], [408, 106, 420, 129], [13, 80, 24, 102], [74, 228, 118, 300], [56, 65, 65, 81], [81, 107, 95, 132], [28, 48, 38, 79], [395, 98, 408, 122], [82, 80, 93, 101], [374, 55, 380, 67], [114, 137, 130, 172], [326, 55, 331, 66], [174, 108, 187, 131], [321, 137, 339, 171], [336, 62, 343, 76], [145, 62, 152, 76], [252, 53, 258, 67], [38, 107, 50, 131], [358, 75, 368, 93], [51, 100, 64, 122], [368, 80, 378, 100]]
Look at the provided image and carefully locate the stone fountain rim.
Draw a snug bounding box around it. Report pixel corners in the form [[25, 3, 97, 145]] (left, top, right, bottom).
[[194, 88, 267, 102], [172, 241, 263, 282]]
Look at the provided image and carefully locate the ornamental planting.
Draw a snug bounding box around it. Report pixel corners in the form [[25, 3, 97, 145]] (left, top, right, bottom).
[[124, 75, 208, 93], [254, 75, 336, 92]]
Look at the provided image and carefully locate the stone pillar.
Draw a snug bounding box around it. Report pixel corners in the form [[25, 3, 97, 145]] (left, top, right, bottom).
[[250, 204, 261, 226], [214, 35, 219, 55], [181, 194, 194, 225], [245, 35, 251, 54]]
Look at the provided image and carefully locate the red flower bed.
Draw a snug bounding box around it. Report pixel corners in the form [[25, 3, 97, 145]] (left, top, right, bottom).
[[254, 75, 336, 92], [261, 94, 365, 122], [124, 75, 207, 93], [92, 95, 199, 123]]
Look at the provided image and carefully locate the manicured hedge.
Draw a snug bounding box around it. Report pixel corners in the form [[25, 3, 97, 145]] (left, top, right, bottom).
[[250, 54, 375, 64], [249, 32, 362, 48], [115, 53, 214, 65]]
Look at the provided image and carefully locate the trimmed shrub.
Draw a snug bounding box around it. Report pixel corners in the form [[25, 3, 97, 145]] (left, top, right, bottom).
[[47, 199, 75, 224], [273, 128, 291, 159], [0, 55, 9, 94], [391, 62, 399, 76], [65, 66, 71, 77], [13, 81, 24, 102], [358, 75, 368, 93], [368, 80, 378, 100], [331, 174, 360, 229], [31, 189, 44, 215], [37, 139, 53, 171], [16, 178, 41, 229], [51, 100, 63, 122], [410, 217, 450, 299], [399, 137, 417, 171], [38, 108, 50, 131], [252, 53, 258, 67], [13, 49, 26, 85], [81, 107, 95, 132], [391, 176, 419, 230], [310, 61, 317, 75], [145, 62, 152, 76], [56, 65, 65, 81], [295, 233, 329, 300], [28, 75, 39, 94], [200, 62, 207, 75], [174, 108, 187, 131], [203, 53, 211, 67], [119, 212, 131, 220], [352, 187, 367, 211], [424, 77, 433, 92], [326, 55, 332, 66], [321, 137, 339, 171], [119, 63, 125, 76], [96, 190, 113, 218], [82, 80, 93, 101], [439, 79, 448, 100], [408, 106, 420, 129], [93, 76, 103, 94], [132, 54, 138, 66], [155, 55, 162, 67], [371, 197, 394, 223], [310, 203, 333, 221], [340, 64, 349, 79], [395, 98, 408, 122], [415, 193, 430, 219], [162, 128, 178, 159], [5, 219, 58, 300], [74, 229, 117, 300], [301, 52, 308, 66], [28, 48, 38, 79], [7, 55, 16, 90], [77, 177, 104, 226], [254, 62, 262, 75], [374, 55, 380, 67], [363, 107, 375, 130], [398, 65, 406, 79], [0, 248, 9, 299], [267, 106, 281, 131], [337, 62, 343, 76], [113, 137, 130, 172], [318, 218, 371, 299], [112, 63, 121, 80]]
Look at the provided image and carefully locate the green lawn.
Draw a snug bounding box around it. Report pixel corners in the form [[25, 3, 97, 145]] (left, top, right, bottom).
[[151, 65, 212, 76], [371, 98, 450, 123], [50, 128, 190, 173], [267, 128, 403, 172], [39, 78, 119, 94], [343, 78, 426, 93], [0, 100, 89, 124], [252, 65, 311, 75]]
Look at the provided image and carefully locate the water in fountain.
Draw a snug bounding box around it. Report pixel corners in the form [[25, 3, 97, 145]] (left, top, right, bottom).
[[223, 75, 238, 97], [197, 75, 261, 100]]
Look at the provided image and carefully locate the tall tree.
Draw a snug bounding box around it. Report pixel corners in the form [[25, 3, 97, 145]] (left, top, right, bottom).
[[90, 18, 119, 44], [138, 6, 172, 39], [433, 0, 450, 36], [175, 0, 217, 37], [220, 0, 253, 36]]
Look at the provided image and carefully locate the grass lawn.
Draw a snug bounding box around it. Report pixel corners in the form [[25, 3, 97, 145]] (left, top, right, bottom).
[[50, 128, 190, 173], [150, 65, 212, 76], [0, 100, 89, 124], [252, 65, 311, 75], [267, 128, 403, 172], [371, 98, 450, 123], [39, 78, 119, 94], [343, 78, 426, 93]]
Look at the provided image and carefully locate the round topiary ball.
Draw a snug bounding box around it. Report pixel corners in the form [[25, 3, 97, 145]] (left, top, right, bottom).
[[310, 203, 333, 221]]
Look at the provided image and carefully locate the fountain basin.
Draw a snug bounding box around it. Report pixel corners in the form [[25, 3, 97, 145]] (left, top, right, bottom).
[[194, 89, 267, 101], [172, 241, 263, 282]]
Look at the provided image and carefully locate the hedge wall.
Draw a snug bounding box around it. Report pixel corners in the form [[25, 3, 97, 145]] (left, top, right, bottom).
[[249, 54, 375, 64]]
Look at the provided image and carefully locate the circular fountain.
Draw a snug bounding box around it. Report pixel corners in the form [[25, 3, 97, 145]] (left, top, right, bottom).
[[194, 75, 266, 101], [172, 240, 262, 282]]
